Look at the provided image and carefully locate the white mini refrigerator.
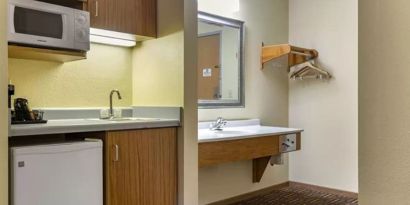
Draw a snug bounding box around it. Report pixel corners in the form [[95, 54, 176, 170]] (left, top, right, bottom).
[[10, 140, 103, 205]]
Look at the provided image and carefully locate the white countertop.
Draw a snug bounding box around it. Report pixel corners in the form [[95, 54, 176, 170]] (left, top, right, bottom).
[[10, 118, 180, 137], [198, 119, 303, 143]]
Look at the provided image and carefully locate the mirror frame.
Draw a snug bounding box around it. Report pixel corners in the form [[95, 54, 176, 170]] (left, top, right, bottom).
[[198, 11, 245, 109]]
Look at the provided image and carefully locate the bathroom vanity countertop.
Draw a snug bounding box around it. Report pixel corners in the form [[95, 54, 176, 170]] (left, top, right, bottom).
[[9, 118, 180, 137], [198, 119, 303, 143]]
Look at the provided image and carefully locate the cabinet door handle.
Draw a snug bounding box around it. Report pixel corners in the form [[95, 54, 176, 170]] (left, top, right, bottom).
[[95, 1, 99, 17], [114, 144, 119, 162]]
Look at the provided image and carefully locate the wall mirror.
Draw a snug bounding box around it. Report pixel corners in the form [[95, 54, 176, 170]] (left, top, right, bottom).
[[197, 11, 244, 108]]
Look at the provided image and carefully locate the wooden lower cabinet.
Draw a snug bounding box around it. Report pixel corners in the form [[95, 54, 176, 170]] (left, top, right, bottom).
[[104, 128, 177, 205]]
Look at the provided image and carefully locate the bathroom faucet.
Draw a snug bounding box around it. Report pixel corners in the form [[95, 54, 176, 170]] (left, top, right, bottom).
[[210, 117, 227, 131], [109, 89, 122, 119]]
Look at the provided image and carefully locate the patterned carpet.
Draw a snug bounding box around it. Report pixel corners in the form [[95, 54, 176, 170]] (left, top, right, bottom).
[[229, 184, 358, 205]]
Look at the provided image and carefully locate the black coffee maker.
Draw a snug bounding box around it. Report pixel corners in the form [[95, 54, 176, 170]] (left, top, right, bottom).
[[14, 98, 33, 122], [8, 84, 14, 109], [9, 85, 47, 124], [8, 84, 14, 126]]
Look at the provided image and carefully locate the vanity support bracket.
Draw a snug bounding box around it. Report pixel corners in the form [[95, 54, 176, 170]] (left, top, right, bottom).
[[252, 133, 302, 183], [252, 156, 271, 183]]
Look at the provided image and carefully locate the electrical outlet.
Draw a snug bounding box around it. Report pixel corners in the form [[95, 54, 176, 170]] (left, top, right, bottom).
[[100, 109, 109, 119]]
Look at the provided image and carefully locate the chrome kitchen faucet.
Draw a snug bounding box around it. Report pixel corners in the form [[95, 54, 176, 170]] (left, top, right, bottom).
[[108, 89, 122, 119]]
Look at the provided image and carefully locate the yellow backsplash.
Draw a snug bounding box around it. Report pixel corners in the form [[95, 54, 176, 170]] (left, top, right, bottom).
[[132, 31, 184, 107], [8, 43, 133, 108]]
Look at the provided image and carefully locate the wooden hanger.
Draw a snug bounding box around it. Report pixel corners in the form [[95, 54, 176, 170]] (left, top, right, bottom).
[[290, 61, 331, 80], [292, 61, 328, 76]]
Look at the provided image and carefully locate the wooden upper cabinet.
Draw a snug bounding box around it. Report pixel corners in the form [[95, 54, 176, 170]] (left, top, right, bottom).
[[38, 0, 87, 10], [88, 0, 157, 37], [105, 128, 177, 205]]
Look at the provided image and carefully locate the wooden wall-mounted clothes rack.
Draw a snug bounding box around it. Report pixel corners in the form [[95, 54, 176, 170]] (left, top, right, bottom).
[[261, 43, 331, 80], [261, 44, 318, 70]]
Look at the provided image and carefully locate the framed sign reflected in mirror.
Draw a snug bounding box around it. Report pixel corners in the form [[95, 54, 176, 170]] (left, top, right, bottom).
[[197, 11, 244, 108]]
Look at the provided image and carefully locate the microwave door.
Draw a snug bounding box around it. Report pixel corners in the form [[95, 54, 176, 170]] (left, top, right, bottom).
[[14, 7, 64, 39], [8, 2, 75, 50]]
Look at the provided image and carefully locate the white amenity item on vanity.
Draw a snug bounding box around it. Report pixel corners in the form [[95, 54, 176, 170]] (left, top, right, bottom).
[[198, 119, 303, 143]]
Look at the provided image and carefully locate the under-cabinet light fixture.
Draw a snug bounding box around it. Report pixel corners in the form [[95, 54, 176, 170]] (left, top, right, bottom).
[[90, 28, 137, 47]]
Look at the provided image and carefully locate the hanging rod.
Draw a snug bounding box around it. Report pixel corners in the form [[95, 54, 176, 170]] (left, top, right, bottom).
[[290, 51, 312, 57], [261, 44, 319, 70]]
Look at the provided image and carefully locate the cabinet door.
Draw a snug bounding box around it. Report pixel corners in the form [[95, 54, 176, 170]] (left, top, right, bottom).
[[134, 0, 156, 37], [88, 0, 156, 37], [88, 0, 111, 31], [105, 128, 177, 205]]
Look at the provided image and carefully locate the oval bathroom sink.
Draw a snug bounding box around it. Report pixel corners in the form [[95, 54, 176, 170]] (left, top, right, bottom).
[[213, 130, 254, 135], [198, 119, 304, 143]]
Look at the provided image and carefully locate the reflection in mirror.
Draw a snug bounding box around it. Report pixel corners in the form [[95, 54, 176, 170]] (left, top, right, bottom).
[[198, 11, 244, 108]]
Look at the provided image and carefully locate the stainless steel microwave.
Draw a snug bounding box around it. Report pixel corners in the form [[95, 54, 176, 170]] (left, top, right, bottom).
[[8, 0, 90, 51]]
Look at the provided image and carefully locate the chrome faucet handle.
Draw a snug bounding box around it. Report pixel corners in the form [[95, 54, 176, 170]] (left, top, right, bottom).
[[210, 117, 227, 130], [218, 117, 227, 124], [216, 117, 225, 123]]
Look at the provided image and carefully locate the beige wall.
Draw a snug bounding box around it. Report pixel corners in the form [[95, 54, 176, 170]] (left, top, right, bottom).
[[182, 0, 199, 204], [132, 0, 198, 204], [132, 31, 183, 106], [359, 0, 410, 204], [8, 44, 133, 108], [132, 4, 183, 106], [0, 0, 8, 203], [289, 0, 358, 192], [198, 0, 289, 204]]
